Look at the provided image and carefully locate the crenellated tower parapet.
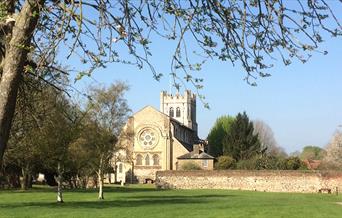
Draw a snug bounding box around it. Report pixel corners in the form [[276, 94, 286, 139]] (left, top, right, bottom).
[[160, 90, 197, 133]]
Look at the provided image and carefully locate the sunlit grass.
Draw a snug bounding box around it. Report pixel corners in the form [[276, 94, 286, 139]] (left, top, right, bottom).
[[0, 184, 341, 218]]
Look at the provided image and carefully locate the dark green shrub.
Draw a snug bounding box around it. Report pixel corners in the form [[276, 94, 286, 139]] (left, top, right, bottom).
[[181, 161, 202, 170], [215, 155, 236, 169]]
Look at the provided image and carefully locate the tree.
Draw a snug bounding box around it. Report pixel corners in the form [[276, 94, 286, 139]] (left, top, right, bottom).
[[0, 1, 341, 166], [4, 78, 45, 189], [38, 90, 80, 203], [223, 112, 261, 161], [253, 120, 286, 157], [207, 115, 235, 157], [321, 131, 342, 170], [299, 146, 326, 160], [4, 74, 68, 190], [84, 82, 130, 199]]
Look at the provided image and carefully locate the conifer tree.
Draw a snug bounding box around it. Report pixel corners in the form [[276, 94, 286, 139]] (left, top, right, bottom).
[[223, 112, 261, 161]]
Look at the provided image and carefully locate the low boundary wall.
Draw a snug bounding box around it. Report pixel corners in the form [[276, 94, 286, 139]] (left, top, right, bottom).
[[155, 170, 342, 193]]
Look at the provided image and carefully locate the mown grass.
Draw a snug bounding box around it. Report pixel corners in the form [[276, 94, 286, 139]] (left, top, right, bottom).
[[0, 184, 342, 218]]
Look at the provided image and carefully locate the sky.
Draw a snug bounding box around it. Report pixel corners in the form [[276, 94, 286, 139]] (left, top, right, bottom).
[[67, 34, 342, 154], [63, 5, 342, 154]]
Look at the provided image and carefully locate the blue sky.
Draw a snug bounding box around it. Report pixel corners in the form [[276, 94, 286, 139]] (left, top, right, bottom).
[[67, 32, 342, 154], [62, 3, 342, 154]]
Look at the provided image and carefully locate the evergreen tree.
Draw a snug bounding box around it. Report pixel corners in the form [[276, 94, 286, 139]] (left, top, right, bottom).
[[223, 112, 261, 161]]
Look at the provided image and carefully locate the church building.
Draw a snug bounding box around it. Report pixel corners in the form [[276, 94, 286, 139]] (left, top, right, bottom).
[[114, 90, 214, 183]]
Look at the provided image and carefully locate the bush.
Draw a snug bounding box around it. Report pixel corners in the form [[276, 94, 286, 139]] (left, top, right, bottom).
[[236, 158, 258, 170], [285, 157, 307, 170], [276, 156, 307, 170], [255, 156, 279, 170], [215, 156, 236, 169], [232, 155, 308, 171], [180, 161, 202, 170]]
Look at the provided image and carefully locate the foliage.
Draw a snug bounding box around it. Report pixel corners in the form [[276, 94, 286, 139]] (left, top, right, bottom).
[[300, 146, 326, 160], [276, 156, 307, 170], [180, 162, 202, 170], [1, 0, 341, 90], [215, 155, 236, 170], [233, 155, 307, 170], [82, 82, 130, 199], [2, 81, 130, 193], [223, 112, 261, 161], [207, 115, 235, 157], [3, 76, 76, 189]]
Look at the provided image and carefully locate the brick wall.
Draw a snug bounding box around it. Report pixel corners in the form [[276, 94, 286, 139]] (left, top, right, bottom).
[[156, 170, 342, 193]]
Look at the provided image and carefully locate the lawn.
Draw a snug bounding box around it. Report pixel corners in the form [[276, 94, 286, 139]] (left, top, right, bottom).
[[0, 185, 342, 218]]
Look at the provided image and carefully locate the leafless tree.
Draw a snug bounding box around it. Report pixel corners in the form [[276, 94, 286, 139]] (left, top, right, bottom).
[[253, 119, 286, 157]]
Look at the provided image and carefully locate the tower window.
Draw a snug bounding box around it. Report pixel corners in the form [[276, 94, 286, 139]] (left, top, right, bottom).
[[176, 107, 181, 117], [169, 107, 174, 117]]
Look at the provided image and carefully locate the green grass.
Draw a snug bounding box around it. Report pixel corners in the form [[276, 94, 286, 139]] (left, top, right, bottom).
[[0, 185, 342, 218]]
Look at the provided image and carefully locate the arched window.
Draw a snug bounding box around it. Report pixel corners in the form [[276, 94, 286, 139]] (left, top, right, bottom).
[[119, 163, 123, 173], [176, 107, 181, 117], [169, 107, 174, 117], [136, 154, 142, 165], [153, 154, 160, 166], [145, 154, 150, 166]]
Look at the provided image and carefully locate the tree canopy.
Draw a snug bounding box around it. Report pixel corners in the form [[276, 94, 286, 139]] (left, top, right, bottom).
[[299, 145, 325, 160], [207, 115, 235, 157]]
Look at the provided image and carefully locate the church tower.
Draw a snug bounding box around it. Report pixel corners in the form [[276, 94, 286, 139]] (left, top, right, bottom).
[[160, 90, 198, 133]]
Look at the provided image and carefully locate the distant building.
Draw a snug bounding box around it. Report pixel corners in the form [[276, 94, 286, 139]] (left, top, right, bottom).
[[114, 90, 214, 183]]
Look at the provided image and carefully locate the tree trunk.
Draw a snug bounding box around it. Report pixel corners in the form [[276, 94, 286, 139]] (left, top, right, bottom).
[[21, 167, 28, 190], [56, 162, 64, 203], [0, 0, 45, 167], [97, 155, 105, 199], [98, 168, 104, 200], [27, 171, 32, 188]]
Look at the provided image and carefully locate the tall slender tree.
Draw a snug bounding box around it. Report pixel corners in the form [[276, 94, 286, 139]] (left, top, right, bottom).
[[223, 112, 261, 161], [84, 82, 130, 200]]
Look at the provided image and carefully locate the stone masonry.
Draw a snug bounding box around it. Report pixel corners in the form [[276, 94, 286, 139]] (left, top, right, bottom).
[[156, 170, 342, 193]]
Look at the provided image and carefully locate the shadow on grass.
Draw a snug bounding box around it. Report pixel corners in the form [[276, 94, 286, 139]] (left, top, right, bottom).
[[68, 186, 161, 193], [0, 185, 160, 194], [0, 194, 233, 209]]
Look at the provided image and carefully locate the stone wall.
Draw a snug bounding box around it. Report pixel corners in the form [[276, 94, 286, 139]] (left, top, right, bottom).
[[156, 170, 342, 193]]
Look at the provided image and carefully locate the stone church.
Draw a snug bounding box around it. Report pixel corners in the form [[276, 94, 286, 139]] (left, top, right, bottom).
[[114, 90, 214, 183]]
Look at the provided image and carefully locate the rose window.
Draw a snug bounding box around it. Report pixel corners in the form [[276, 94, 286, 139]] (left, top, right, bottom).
[[139, 128, 158, 149]]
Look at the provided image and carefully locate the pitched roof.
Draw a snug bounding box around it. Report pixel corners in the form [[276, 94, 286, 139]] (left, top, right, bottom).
[[177, 150, 214, 160]]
